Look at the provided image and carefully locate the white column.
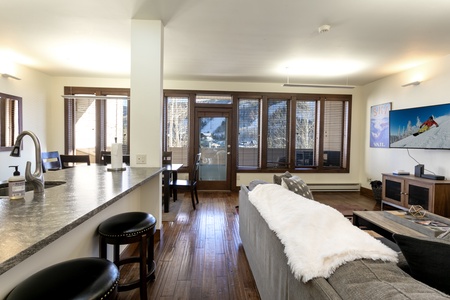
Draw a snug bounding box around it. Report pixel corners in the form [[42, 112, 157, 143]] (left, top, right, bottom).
[[130, 20, 163, 167], [130, 20, 163, 226]]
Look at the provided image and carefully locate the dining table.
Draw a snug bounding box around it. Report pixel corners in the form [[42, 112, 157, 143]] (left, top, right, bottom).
[[163, 163, 183, 213]]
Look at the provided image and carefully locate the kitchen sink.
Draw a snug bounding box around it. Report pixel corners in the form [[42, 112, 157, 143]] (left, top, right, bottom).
[[0, 181, 66, 197]]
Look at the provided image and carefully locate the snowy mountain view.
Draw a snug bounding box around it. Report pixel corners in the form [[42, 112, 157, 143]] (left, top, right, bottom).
[[200, 117, 226, 148], [390, 114, 450, 149]]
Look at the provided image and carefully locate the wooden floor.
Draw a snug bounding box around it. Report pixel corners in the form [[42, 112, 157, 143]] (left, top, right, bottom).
[[116, 190, 378, 300]]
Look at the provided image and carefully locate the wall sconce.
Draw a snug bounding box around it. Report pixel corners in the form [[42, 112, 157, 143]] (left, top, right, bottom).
[[1, 73, 21, 80], [401, 81, 421, 87]]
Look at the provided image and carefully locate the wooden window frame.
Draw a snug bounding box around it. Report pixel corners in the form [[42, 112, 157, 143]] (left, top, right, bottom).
[[164, 89, 351, 174], [64, 86, 130, 164]]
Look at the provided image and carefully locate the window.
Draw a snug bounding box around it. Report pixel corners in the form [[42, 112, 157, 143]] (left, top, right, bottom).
[[295, 100, 316, 167], [196, 94, 232, 104], [322, 99, 349, 168], [64, 87, 130, 164], [0, 93, 22, 151], [266, 99, 289, 168], [238, 99, 260, 168], [106, 98, 129, 148], [164, 90, 351, 173], [238, 95, 350, 172], [164, 96, 189, 166], [73, 96, 96, 157]]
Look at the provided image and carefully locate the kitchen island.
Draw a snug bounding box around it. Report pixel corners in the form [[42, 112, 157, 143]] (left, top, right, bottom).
[[0, 165, 163, 298]]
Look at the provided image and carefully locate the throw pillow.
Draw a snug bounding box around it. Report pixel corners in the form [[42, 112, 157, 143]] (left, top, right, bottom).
[[393, 233, 450, 294], [273, 171, 292, 185], [248, 179, 269, 191], [281, 176, 314, 200]]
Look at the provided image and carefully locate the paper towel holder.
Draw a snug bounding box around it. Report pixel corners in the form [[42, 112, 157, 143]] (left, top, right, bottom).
[[107, 140, 126, 171]]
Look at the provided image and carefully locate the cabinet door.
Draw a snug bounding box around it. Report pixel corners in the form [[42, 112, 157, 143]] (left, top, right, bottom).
[[405, 181, 434, 212], [383, 176, 405, 207]]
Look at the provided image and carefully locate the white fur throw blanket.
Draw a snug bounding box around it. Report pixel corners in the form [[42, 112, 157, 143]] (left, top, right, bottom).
[[249, 184, 398, 283]]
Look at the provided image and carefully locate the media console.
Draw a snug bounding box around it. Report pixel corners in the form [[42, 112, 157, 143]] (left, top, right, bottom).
[[382, 173, 450, 218]]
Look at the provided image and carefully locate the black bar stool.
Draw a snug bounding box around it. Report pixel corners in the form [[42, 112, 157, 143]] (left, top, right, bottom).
[[98, 212, 156, 299], [5, 257, 119, 299]]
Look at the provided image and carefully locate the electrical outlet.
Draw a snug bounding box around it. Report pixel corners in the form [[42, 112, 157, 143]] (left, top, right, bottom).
[[136, 154, 147, 164]]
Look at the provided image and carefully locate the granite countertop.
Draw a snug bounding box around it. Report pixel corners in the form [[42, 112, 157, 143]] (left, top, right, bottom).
[[0, 165, 163, 275]]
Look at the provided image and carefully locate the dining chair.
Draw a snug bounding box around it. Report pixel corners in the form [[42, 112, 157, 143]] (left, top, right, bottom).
[[101, 151, 111, 166], [60, 154, 91, 169], [162, 151, 173, 165], [170, 153, 201, 210], [41, 151, 62, 171], [101, 151, 130, 166]]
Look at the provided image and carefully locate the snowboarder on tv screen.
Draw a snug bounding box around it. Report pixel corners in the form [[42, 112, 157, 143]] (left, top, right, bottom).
[[413, 116, 439, 136]]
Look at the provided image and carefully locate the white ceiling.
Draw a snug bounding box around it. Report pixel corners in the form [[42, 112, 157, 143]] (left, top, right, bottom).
[[1, 0, 450, 86]]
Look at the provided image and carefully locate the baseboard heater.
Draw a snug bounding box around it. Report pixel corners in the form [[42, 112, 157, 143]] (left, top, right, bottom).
[[308, 183, 360, 192]]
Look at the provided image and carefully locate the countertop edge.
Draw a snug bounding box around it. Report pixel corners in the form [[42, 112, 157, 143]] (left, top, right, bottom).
[[0, 166, 163, 275]]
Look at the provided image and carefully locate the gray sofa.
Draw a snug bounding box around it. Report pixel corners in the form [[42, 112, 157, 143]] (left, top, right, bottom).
[[239, 185, 450, 300]]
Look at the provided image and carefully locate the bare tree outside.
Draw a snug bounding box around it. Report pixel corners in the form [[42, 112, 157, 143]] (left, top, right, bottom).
[[267, 99, 288, 167], [238, 99, 260, 167], [167, 97, 189, 165], [295, 101, 316, 166]]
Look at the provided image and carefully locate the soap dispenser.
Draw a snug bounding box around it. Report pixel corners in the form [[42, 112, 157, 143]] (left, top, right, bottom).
[[8, 166, 26, 200]]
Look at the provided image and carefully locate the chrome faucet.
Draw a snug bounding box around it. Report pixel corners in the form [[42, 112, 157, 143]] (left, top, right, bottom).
[[10, 130, 44, 194]]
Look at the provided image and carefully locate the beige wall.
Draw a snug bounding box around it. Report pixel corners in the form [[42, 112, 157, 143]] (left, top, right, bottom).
[[164, 80, 366, 188], [2, 52, 450, 188], [0, 74, 130, 180], [0, 65, 51, 180], [0, 67, 365, 186], [47, 77, 130, 151], [363, 54, 450, 189]]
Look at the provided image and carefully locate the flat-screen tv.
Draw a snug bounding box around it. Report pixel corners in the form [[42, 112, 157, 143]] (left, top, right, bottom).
[[389, 103, 450, 149]]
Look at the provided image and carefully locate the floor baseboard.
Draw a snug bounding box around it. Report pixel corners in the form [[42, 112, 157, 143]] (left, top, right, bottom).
[[360, 186, 373, 199]]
